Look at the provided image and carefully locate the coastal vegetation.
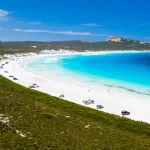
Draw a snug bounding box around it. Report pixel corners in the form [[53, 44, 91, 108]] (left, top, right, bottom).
[[0, 37, 150, 52], [0, 49, 37, 55], [0, 75, 150, 149]]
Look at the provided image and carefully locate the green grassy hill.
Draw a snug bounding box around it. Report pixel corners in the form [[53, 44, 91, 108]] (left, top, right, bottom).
[[0, 75, 150, 150], [0, 37, 150, 52]]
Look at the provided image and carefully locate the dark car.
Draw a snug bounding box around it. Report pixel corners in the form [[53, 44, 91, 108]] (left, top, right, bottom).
[[121, 110, 130, 115], [59, 94, 65, 98], [29, 86, 36, 88], [97, 105, 104, 109], [29, 85, 39, 88], [13, 77, 18, 80], [9, 75, 13, 77]]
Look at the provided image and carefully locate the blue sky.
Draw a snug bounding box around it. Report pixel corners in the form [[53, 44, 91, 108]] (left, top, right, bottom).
[[0, 0, 150, 41]]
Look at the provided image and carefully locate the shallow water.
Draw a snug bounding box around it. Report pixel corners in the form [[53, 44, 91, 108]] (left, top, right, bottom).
[[25, 52, 150, 94]]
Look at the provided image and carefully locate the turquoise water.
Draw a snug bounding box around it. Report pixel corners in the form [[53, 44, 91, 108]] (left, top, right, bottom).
[[25, 52, 150, 94]]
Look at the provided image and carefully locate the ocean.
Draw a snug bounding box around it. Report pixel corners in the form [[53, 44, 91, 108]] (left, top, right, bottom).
[[24, 52, 150, 94]]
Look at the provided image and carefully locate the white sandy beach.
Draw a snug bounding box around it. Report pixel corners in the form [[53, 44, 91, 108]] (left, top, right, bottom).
[[1, 51, 150, 123]]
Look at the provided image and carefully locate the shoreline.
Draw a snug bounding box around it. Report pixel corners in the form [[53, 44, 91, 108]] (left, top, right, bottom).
[[1, 51, 150, 123]]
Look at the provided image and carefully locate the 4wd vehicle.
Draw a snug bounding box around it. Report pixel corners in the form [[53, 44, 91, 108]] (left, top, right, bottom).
[[121, 110, 130, 115]]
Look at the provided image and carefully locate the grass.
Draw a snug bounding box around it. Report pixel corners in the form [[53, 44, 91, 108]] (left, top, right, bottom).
[[40, 112, 57, 119], [0, 75, 150, 150]]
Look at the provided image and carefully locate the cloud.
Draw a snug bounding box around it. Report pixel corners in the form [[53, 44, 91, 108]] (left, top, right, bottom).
[[14, 28, 110, 37], [0, 9, 10, 21], [51, 31, 91, 35], [0, 28, 8, 31], [28, 22, 42, 24], [14, 29, 92, 35], [82, 23, 99, 27], [14, 29, 50, 33], [17, 21, 42, 24]]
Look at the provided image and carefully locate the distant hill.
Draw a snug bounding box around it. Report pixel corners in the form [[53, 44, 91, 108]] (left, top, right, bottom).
[[107, 36, 150, 44], [0, 37, 150, 52]]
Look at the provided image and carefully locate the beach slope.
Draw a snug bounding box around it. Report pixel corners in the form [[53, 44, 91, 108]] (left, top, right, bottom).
[[0, 75, 150, 149]]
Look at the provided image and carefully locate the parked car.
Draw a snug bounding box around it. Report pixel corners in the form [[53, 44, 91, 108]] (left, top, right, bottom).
[[59, 94, 65, 98], [29, 85, 39, 88], [96, 105, 104, 109], [13, 77, 18, 80], [83, 99, 94, 105], [29, 86, 36, 88], [88, 99, 94, 104], [121, 110, 130, 115], [9, 75, 13, 77], [83, 100, 90, 105]]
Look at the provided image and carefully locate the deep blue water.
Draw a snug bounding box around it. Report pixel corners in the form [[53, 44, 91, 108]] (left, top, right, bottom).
[[25, 52, 150, 94], [61, 52, 150, 86]]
